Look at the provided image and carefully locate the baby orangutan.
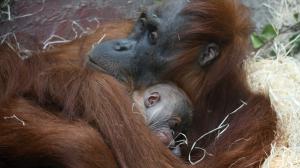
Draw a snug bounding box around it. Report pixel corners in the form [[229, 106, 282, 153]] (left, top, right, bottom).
[[133, 83, 193, 156]]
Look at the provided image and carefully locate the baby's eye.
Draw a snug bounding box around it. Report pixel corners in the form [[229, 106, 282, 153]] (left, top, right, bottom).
[[168, 117, 182, 129]]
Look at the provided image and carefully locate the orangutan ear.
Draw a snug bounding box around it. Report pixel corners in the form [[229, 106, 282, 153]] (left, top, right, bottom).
[[198, 43, 220, 66], [144, 92, 161, 108]]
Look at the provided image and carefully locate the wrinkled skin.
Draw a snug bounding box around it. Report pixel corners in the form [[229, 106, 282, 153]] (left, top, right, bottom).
[[88, 0, 219, 87], [133, 83, 193, 149]]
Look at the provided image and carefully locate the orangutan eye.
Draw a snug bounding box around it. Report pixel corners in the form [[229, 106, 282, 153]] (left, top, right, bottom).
[[140, 18, 147, 30], [148, 31, 158, 44]]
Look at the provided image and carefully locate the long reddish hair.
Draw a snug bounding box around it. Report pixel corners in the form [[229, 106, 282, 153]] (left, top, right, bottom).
[[0, 0, 277, 167]]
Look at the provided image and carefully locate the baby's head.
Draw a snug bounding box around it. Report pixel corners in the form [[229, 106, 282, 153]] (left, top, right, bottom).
[[133, 83, 193, 146]]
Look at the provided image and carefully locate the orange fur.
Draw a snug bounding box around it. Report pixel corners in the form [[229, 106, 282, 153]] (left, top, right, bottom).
[[0, 30, 181, 167], [0, 0, 277, 167], [166, 0, 277, 167]]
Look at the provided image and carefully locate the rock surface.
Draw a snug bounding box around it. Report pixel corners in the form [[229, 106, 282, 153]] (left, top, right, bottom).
[[0, 0, 291, 57], [241, 0, 272, 30]]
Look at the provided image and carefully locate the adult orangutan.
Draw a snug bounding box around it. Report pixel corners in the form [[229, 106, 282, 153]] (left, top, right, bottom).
[[0, 0, 277, 168]]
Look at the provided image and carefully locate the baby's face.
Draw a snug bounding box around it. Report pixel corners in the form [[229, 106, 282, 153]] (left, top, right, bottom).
[[133, 83, 193, 146]]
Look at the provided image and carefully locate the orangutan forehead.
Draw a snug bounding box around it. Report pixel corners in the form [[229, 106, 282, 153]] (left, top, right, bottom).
[[145, 0, 187, 20]]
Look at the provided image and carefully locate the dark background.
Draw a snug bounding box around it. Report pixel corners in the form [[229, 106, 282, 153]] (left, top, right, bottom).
[[0, 0, 268, 58]]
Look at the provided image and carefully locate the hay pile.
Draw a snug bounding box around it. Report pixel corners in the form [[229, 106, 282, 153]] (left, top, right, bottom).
[[246, 55, 300, 168], [245, 37, 300, 168], [244, 0, 300, 166]]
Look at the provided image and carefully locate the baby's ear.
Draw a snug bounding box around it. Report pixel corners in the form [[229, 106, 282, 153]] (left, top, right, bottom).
[[144, 92, 160, 108]]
